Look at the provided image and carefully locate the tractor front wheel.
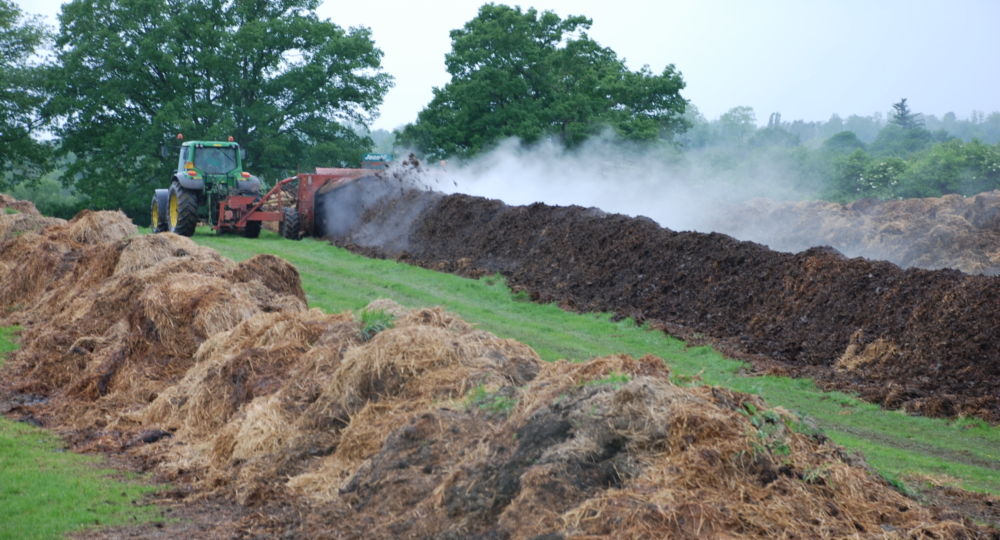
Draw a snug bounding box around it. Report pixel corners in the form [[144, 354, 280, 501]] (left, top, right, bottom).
[[279, 207, 300, 240], [168, 182, 199, 237]]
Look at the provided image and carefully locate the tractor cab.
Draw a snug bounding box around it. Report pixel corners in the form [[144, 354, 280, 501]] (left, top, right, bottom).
[[172, 140, 251, 194]]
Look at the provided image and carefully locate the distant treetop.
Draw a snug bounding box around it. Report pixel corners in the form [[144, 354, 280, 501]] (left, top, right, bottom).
[[890, 98, 924, 130]]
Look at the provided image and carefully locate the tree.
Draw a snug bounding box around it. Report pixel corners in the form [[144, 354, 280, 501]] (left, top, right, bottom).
[[0, 0, 51, 191], [869, 123, 932, 157], [749, 113, 799, 148], [48, 0, 392, 222], [889, 98, 923, 130], [677, 103, 712, 149], [822, 131, 867, 155], [718, 106, 756, 145], [397, 4, 688, 159]]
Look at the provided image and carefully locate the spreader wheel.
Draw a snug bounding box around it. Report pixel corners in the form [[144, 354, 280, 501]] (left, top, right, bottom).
[[240, 195, 263, 238], [279, 207, 301, 240]]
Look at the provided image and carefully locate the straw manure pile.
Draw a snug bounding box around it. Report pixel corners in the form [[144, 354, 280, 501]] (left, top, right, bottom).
[[0, 210, 307, 441], [0, 193, 42, 215], [0, 209, 136, 320], [25, 296, 981, 536], [0, 194, 66, 244]]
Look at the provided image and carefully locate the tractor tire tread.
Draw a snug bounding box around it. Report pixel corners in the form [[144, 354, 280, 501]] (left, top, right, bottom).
[[280, 207, 301, 240]]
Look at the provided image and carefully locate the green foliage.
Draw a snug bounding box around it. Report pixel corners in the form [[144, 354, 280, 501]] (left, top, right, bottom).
[[959, 139, 1000, 194], [8, 169, 85, 219], [741, 403, 792, 458], [822, 131, 867, 155], [822, 137, 1000, 202], [927, 110, 1000, 145], [680, 99, 1000, 205], [868, 123, 935, 158], [398, 3, 688, 159], [357, 308, 394, 341], [826, 150, 906, 201], [748, 126, 799, 148], [369, 128, 396, 154], [893, 138, 1000, 198], [3, 206, 16, 214], [465, 384, 518, 416], [48, 0, 393, 224], [0, 0, 52, 190]]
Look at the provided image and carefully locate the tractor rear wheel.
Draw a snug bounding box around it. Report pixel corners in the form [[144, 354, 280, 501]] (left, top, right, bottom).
[[168, 182, 199, 237], [279, 207, 300, 240]]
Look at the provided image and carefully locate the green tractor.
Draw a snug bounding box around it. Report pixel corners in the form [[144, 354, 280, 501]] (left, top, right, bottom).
[[151, 135, 265, 237]]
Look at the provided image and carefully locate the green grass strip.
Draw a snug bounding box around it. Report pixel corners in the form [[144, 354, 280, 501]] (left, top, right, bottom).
[[193, 228, 1000, 496], [0, 327, 161, 539], [0, 326, 18, 366]]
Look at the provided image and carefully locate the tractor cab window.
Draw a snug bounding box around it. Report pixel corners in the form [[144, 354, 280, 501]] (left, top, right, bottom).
[[195, 147, 238, 174], [178, 146, 188, 168]]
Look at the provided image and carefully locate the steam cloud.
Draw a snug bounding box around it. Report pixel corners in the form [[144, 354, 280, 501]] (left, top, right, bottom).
[[426, 137, 801, 242], [318, 136, 997, 275]]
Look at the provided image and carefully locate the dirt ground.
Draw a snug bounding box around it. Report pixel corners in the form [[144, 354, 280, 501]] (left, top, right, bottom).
[[326, 180, 1000, 423]]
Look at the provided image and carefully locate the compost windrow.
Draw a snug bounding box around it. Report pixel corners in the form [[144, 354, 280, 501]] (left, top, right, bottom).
[[327, 179, 1000, 422]]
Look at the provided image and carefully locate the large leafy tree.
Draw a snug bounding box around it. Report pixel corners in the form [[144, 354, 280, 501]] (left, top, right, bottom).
[[398, 3, 688, 159], [0, 0, 51, 190], [49, 0, 392, 221]]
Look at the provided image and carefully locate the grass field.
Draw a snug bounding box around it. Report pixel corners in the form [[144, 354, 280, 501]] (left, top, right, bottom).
[[0, 329, 160, 540], [195, 228, 1000, 497]]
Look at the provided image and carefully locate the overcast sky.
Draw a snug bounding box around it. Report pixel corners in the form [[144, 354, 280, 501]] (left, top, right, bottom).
[[16, 0, 1000, 131]]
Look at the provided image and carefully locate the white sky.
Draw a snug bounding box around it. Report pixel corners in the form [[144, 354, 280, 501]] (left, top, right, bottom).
[[16, 0, 1000, 131]]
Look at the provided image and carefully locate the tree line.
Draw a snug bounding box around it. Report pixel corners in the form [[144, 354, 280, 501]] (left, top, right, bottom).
[[3, 0, 999, 223], [674, 98, 1000, 203]]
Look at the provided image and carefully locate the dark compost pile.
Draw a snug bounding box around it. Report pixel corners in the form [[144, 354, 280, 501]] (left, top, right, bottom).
[[326, 179, 1000, 422]]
